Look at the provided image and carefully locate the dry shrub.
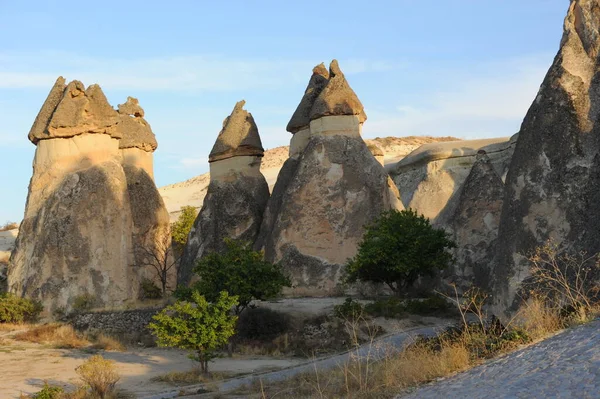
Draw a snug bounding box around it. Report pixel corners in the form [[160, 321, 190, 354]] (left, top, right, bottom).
[[151, 369, 232, 386], [516, 297, 563, 340], [90, 334, 126, 352], [15, 324, 89, 349], [76, 355, 120, 399], [0, 222, 18, 232]]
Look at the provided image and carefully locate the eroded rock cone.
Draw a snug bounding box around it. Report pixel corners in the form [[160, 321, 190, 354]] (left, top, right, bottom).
[[257, 60, 403, 295], [178, 101, 269, 285], [117, 97, 173, 293], [9, 78, 138, 315], [449, 152, 505, 292], [494, 0, 600, 311]]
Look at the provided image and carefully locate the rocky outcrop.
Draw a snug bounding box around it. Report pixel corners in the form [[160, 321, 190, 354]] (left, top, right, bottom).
[[390, 135, 517, 227], [448, 152, 505, 291], [178, 101, 270, 285], [257, 60, 403, 295], [117, 97, 172, 291], [8, 78, 167, 315], [494, 0, 600, 311]]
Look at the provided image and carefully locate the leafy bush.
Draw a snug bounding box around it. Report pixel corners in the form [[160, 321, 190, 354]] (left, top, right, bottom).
[[345, 209, 456, 295], [364, 297, 406, 318], [192, 239, 291, 314], [333, 298, 365, 321], [236, 307, 290, 341], [31, 382, 64, 399], [0, 293, 43, 323], [140, 278, 162, 300], [72, 293, 96, 312], [171, 206, 198, 252], [404, 294, 452, 315], [76, 355, 120, 398], [149, 290, 238, 373]]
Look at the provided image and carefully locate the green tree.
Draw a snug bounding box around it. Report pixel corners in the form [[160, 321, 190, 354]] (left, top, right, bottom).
[[345, 209, 456, 295], [148, 290, 238, 373], [191, 239, 291, 314], [171, 206, 198, 252]]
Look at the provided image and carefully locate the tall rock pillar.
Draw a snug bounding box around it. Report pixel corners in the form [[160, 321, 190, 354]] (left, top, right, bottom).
[[178, 101, 270, 285]]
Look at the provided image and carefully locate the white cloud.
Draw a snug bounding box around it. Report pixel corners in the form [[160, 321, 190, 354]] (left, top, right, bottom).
[[363, 55, 552, 140], [0, 52, 396, 91]]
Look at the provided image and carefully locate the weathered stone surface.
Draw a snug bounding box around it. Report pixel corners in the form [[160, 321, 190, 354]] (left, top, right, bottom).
[[117, 97, 157, 152], [9, 79, 168, 315], [29, 80, 120, 143], [286, 63, 329, 133], [309, 60, 367, 123], [118, 96, 144, 117], [390, 136, 516, 227], [258, 134, 403, 295], [448, 152, 504, 291], [178, 105, 270, 285], [494, 0, 600, 311], [209, 101, 264, 163], [366, 140, 385, 165], [178, 174, 270, 285]]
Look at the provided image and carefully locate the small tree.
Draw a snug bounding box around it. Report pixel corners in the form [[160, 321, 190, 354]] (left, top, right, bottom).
[[148, 290, 238, 374], [192, 239, 291, 314], [137, 232, 179, 297], [171, 206, 198, 254], [345, 209, 456, 295]]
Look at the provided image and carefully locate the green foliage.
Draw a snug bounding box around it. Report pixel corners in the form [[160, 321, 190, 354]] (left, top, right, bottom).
[[31, 382, 64, 399], [72, 293, 96, 312], [363, 295, 452, 319], [333, 298, 365, 321], [192, 239, 291, 314], [345, 209, 456, 295], [171, 206, 198, 250], [0, 293, 43, 323], [236, 307, 290, 341], [148, 290, 238, 373], [140, 278, 162, 300]]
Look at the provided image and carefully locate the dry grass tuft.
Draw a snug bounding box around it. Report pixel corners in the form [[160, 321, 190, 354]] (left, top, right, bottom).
[[90, 334, 127, 352], [151, 369, 235, 386], [14, 323, 89, 349]]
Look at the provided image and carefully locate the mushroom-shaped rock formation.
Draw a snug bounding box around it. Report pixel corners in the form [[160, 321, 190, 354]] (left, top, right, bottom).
[[366, 140, 385, 166], [117, 97, 158, 178], [116, 97, 173, 292], [287, 63, 330, 158], [493, 0, 600, 313], [255, 60, 403, 295], [178, 101, 270, 285], [8, 78, 139, 315]]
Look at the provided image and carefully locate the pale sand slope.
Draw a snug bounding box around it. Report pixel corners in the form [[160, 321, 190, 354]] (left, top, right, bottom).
[[158, 136, 459, 221]]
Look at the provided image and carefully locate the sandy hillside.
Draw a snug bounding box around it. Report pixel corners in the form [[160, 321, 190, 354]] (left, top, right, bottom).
[[0, 228, 17, 261], [158, 136, 458, 220]]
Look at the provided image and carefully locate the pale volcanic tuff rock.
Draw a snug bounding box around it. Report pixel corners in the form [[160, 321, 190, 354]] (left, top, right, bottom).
[[8, 79, 167, 315], [286, 63, 330, 134], [390, 135, 517, 227], [178, 101, 270, 285], [448, 152, 505, 291], [494, 0, 600, 312], [257, 60, 403, 295], [116, 97, 173, 292]]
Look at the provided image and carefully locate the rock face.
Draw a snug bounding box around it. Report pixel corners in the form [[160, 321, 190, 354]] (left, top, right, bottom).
[[8, 78, 168, 315], [390, 136, 517, 227], [116, 97, 172, 291], [257, 60, 403, 295], [448, 152, 505, 291], [494, 0, 600, 311], [178, 101, 270, 285]]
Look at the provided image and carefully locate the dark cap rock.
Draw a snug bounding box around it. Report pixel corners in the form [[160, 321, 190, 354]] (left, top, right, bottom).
[[286, 63, 330, 133], [28, 79, 120, 144], [209, 100, 264, 163], [117, 98, 157, 152], [309, 60, 367, 123]]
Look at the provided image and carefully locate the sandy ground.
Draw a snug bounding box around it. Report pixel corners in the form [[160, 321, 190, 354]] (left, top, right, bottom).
[[158, 136, 459, 221], [0, 335, 303, 398], [0, 297, 450, 398]]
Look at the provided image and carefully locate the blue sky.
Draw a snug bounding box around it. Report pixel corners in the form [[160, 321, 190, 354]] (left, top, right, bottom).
[[0, 0, 568, 222]]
